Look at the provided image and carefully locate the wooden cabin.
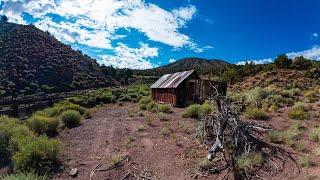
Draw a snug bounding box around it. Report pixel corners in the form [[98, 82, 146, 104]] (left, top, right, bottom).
[[150, 70, 227, 107]]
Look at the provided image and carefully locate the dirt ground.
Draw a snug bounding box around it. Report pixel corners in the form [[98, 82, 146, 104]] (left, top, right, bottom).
[[55, 103, 211, 180], [55, 102, 320, 180]]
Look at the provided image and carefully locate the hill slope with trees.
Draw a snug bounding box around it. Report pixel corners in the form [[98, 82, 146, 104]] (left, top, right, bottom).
[[0, 21, 123, 97]]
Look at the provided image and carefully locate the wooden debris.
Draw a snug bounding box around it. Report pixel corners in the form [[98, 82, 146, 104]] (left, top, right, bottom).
[[89, 164, 101, 180]]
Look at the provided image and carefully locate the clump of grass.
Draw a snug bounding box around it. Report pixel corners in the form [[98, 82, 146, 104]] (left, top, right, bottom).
[[146, 102, 158, 113], [179, 123, 193, 134], [0, 172, 48, 180], [297, 155, 311, 168], [304, 90, 318, 103], [182, 104, 204, 118], [245, 107, 268, 120], [60, 110, 81, 128], [199, 158, 212, 170], [288, 107, 308, 120], [145, 116, 155, 126], [160, 127, 171, 136], [158, 104, 171, 113], [84, 111, 92, 119], [128, 110, 134, 117], [139, 104, 147, 110], [282, 123, 302, 147], [158, 112, 169, 121], [138, 111, 145, 117], [294, 141, 306, 152], [245, 87, 270, 107], [26, 115, 59, 136], [12, 136, 61, 175], [110, 154, 123, 166], [0, 116, 34, 162], [235, 152, 263, 173], [137, 124, 145, 131], [281, 88, 302, 98], [268, 130, 281, 143], [293, 102, 312, 111], [202, 101, 214, 115], [309, 128, 320, 143], [123, 135, 136, 147], [160, 123, 171, 136], [138, 96, 152, 105], [313, 147, 320, 156]]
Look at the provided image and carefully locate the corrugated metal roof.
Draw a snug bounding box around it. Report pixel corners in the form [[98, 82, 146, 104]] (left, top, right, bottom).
[[150, 69, 195, 89]]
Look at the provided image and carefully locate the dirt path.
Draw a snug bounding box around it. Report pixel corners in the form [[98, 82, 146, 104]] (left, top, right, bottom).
[[55, 103, 207, 180]]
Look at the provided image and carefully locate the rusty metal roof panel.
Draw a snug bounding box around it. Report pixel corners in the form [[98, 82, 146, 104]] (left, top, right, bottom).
[[150, 70, 195, 89]]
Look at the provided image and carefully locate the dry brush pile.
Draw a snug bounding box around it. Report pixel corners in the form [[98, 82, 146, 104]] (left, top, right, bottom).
[[196, 87, 296, 179]]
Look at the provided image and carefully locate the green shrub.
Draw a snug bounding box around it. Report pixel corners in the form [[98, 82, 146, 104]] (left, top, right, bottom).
[[138, 96, 152, 105], [60, 110, 81, 128], [158, 112, 169, 121], [293, 102, 312, 111], [26, 115, 59, 136], [309, 128, 320, 143], [268, 130, 281, 143], [202, 101, 214, 115], [84, 111, 92, 119], [100, 92, 115, 103], [12, 136, 61, 175], [32, 108, 55, 117], [146, 102, 158, 113], [314, 147, 320, 156], [288, 107, 308, 120], [281, 88, 302, 97], [262, 94, 294, 108], [245, 107, 268, 120], [199, 158, 212, 170], [159, 104, 171, 113], [282, 123, 302, 147], [304, 90, 318, 103], [0, 172, 48, 180], [139, 103, 147, 110], [0, 116, 34, 160], [179, 123, 193, 134], [235, 152, 263, 172], [145, 116, 155, 126], [182, 104, 204, 118], [137, 124, 146, 131], [51, 102, 86, 116], [294, 141, 306, 152], [245, 87, 269, 107], [69, 97, 87, 107], [297, 155, 311, 168]]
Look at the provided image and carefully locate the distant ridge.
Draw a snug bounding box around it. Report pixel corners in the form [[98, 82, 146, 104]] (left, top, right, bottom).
[[135, 57, 230, 76]]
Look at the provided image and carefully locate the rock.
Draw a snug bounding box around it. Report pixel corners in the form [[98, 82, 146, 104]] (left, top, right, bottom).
[[70, 168, 78, 178]]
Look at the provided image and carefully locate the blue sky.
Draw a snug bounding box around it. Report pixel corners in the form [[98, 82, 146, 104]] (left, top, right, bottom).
[[1, 0, 320, 69]]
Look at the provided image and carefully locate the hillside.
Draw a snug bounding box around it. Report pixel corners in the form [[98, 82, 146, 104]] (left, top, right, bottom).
[[229, 68, 320, 92], [0, 22, 117, 97], [135, 57, 230, 76]]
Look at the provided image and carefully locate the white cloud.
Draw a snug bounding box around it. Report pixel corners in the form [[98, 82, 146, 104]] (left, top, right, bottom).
[[106, 2, 197, 48], [236, 58, 273, 65], [287, 46, 320, 60], [1, 0, 201, 51], [169, 58, 176, 63], [312, 33, 319, 38], [35, 18, 113, 49], [236, 46, 320, 65], [100, 42, 158, 69]]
